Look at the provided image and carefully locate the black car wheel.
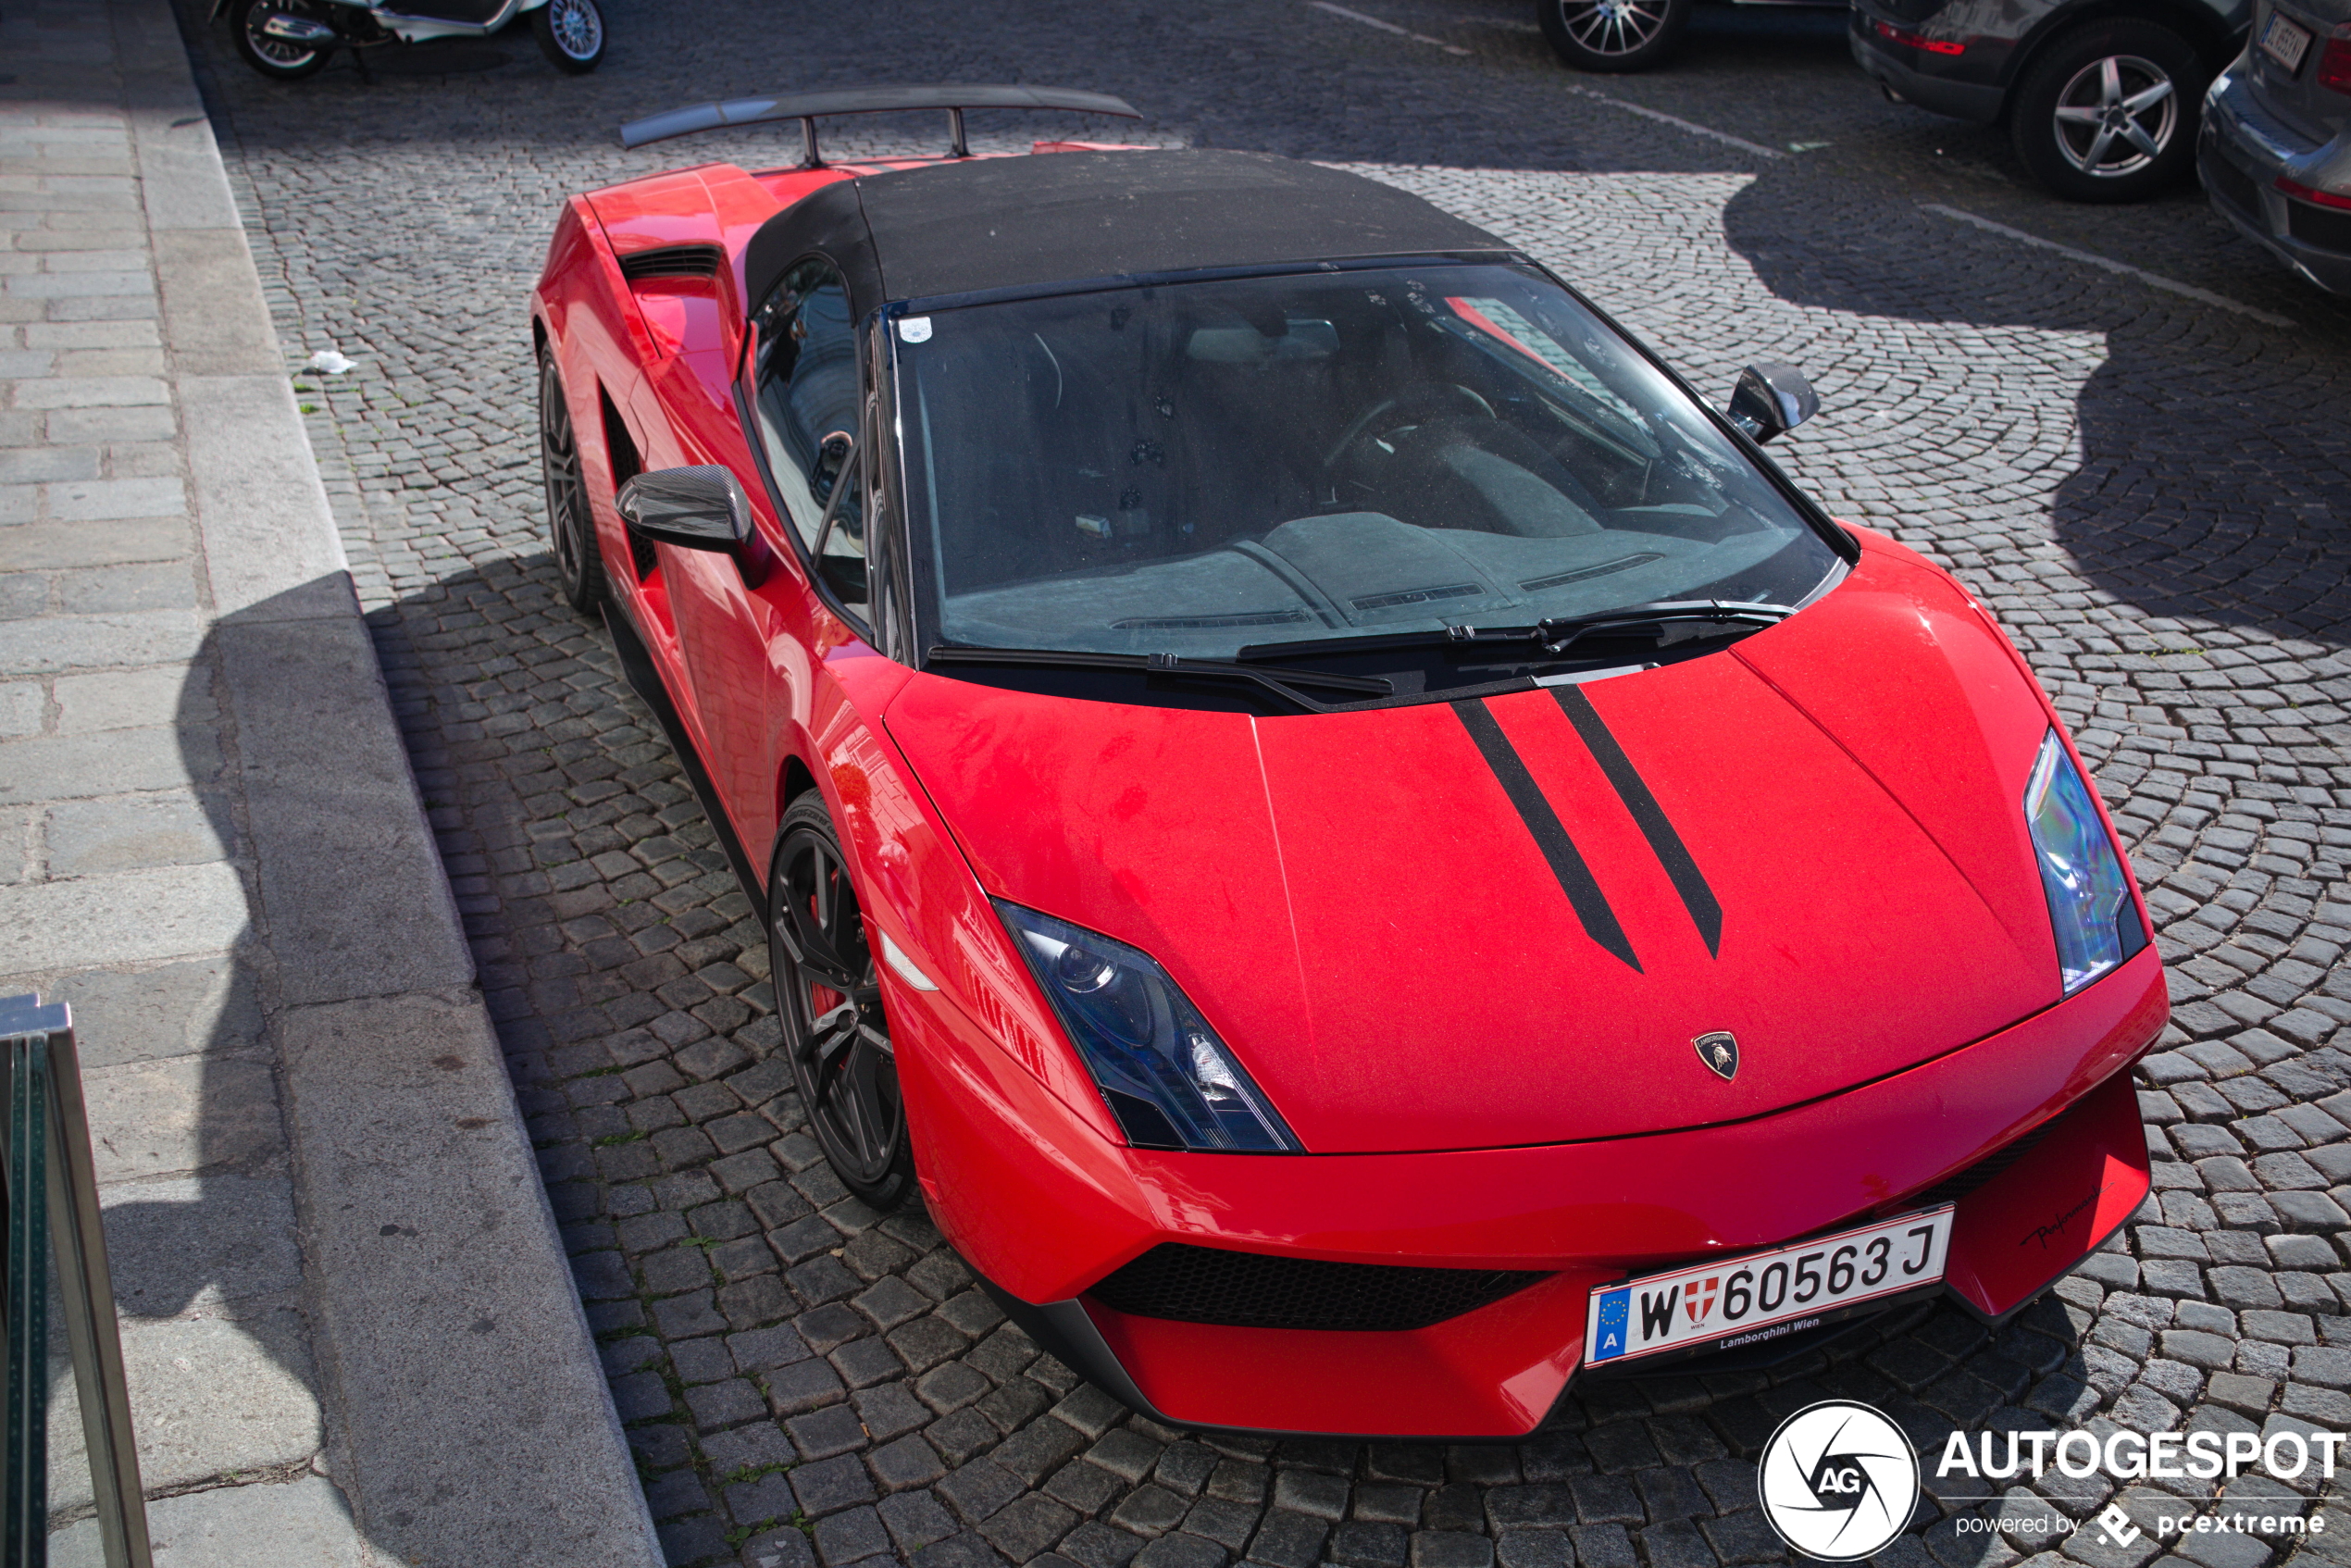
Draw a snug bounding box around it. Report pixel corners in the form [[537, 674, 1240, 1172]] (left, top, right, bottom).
[[1538, 0, 1692, 72], [539, 352, 605, 615], [2009, 20, 2205, 202], [770, 798, 917, 1213], [231, 0, 334, 80], [532, 0, 606, 72]]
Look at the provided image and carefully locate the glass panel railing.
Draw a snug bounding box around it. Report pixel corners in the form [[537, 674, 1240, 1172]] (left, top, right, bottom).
[[0, 996, 152, 1568]]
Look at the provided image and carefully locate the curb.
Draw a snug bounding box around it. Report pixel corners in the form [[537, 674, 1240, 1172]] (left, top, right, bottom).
[[112, 0, 663, 1562]]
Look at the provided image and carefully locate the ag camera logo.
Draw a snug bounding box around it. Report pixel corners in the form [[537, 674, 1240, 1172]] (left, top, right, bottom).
[[1759, 1400, 1921, 1561]]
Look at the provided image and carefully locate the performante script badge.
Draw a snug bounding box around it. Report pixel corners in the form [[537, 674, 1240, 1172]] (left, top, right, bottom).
[[1694, 1031, 1739, 1081]]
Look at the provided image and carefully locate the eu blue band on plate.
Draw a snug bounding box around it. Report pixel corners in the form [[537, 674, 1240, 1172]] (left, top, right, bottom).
[[1592, 1288, 1629, 1362]]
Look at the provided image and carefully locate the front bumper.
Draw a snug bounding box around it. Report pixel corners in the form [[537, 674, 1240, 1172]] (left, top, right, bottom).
[[895, 944, 2166, 1437], [2199, 68, 2351, 295], [1850, 16, 2004, 124]]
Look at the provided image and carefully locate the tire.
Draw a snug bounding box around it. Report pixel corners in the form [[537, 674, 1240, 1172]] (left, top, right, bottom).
[[532, 0, 605, 73], [769, 798, 918, 1213], [231, 0, 334, 80], [539, 352, 606, 615], [2008, 20, 2206, 203], [1537, 0, 1692, 72]]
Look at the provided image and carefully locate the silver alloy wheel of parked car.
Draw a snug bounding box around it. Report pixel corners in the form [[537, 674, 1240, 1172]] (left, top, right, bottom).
[[1564, 0, 1669, 54], [1570, 0, 1664, 53], [2049, 53, 2179, 177], [531, 0, 605, 71], [544, 0, 600, 56], [1537, 0, 1692, 71]]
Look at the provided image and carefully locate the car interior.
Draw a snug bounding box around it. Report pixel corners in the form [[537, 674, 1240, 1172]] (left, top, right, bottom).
[[890, 264, 1841, 656]]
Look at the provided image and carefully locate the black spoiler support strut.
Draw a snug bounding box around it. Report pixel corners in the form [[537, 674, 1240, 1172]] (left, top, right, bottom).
[[616, 84, 1144, 162]]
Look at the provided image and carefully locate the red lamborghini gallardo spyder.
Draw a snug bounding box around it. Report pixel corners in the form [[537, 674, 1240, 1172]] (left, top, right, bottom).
[[531, 86, 2167, 1438]]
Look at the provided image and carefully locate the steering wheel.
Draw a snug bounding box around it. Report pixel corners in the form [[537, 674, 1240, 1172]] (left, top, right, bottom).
[[1324, 382, 1498, 473]]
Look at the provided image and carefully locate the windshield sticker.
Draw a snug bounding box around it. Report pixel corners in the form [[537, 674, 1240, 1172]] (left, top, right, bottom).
[[897, 317, 932, 343], [1448, 297, 1646, 427], [1445, 296, 1559, 370]]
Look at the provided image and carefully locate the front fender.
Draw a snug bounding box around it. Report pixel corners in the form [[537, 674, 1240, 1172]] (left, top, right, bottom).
[[800, 651, 1131, 1162]]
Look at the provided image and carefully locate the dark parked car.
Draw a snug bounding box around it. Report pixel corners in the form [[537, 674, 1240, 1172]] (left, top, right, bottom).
[[1852, 0, 2252, 200], [2199, 0, 2351, 292]]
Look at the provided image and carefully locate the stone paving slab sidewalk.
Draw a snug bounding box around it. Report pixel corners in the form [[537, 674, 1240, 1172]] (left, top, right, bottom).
[[0, 1, 662, 1563]]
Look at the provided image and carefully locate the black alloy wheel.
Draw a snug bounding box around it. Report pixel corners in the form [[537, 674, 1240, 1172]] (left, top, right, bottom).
[[1538, 0, 1692, 72], [532, 0, 606, 72], [769, 798, 917, 1211], [231, 0, 334, 79], [2009, 20, 2205, 202], [538, 352, 604, 615]]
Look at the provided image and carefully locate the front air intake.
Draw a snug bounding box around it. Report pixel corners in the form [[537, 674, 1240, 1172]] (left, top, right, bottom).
[[1087, 1243, 1549, 1332], [1910, 1122, 2051, 1208]]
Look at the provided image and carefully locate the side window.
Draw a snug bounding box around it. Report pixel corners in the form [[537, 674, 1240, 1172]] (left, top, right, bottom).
[[752, 258, 859, 551], [810, 398, 871, 617]]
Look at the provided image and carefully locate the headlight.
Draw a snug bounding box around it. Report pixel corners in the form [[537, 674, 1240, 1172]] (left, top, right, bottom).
[[2023, 729, 2141, 993], [994, 901, 1300, 1153]]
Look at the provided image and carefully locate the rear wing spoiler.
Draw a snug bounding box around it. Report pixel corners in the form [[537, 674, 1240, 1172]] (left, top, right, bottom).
[[617, 84, 1143, 163]]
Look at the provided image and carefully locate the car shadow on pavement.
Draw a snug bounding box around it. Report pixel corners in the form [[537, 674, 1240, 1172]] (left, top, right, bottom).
[[1717, 173, 2351, 646]]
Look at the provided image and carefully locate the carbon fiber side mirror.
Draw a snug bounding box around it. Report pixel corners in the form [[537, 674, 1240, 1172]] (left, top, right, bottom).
[[1726, 362, 1821, 444], [616, 466, 768, 585]]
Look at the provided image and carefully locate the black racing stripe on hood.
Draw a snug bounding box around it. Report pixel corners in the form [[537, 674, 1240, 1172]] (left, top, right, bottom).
[[1452, 699, 1641, 973], [1550, 686, 1723, 957]]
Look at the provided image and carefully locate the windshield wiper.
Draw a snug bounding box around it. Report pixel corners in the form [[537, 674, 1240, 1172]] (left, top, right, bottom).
[[1238, 600, 1797, 663], [1526, 599, 1797, 656], [924, 645, 1394, 715]]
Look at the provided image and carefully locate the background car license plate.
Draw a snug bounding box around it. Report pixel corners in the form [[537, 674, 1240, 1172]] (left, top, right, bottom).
[[1586, 1206, 1954, 1365], [2262, 12, 2312, 71]]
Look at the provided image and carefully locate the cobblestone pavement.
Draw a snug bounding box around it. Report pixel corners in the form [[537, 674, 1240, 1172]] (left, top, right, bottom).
[[170, 0, 2351, 1564]]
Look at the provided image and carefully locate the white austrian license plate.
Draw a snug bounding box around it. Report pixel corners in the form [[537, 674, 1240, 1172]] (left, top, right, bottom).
[[1585, 1205, 1954, 1367], [2261, 12, 2312, 72]]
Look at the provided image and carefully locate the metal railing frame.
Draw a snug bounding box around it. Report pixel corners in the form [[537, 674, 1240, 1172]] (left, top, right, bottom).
[[0, 996, 152, 1568]]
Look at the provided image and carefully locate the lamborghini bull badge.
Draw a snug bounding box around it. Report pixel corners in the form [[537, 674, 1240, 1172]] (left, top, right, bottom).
[[1695, 1031, 1739, 1080]]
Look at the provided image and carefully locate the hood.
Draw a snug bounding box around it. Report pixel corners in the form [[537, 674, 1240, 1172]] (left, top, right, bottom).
[[885, 541, 2065, 1155]]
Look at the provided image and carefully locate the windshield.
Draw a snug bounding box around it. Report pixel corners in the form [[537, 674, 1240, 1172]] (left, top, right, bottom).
[[895, 263, 1840, 669]]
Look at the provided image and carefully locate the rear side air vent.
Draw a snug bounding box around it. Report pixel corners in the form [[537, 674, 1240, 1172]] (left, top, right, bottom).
[[618, 243, 723, 282], [599, 384, 653, 581], [1088, 1242, 1549, 1332]]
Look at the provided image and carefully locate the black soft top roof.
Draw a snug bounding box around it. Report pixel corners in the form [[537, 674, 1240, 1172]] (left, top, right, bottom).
[[740, 148, 1511, 318]]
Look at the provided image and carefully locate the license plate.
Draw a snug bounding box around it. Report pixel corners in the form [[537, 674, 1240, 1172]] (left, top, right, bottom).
[[1585, 1206, 1954, 1366], [2261, 11, 2312, 72]]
